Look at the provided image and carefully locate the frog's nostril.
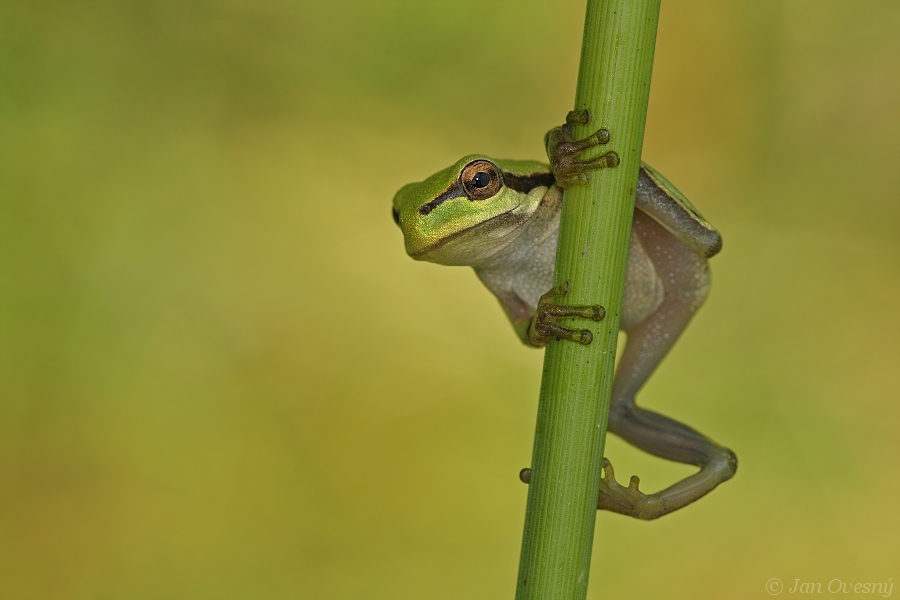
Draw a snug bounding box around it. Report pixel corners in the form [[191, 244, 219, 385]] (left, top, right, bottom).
[[392, 207, 400, 225]]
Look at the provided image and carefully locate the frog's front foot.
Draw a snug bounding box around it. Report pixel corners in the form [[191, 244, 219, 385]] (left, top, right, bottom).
[[527, 281, 606, 347], [545, 110, 620, 187]]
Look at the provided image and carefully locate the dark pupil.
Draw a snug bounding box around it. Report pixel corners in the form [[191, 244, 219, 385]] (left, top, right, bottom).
[[471, 171, 491, 188]]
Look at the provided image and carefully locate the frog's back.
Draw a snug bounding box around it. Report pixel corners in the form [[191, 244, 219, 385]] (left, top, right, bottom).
[[636, 163, 722, 259]]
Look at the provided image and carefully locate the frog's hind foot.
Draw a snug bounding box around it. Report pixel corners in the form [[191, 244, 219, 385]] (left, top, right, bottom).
[[597, 458, 667, 520], [597, 444, 737, 520], [545, 110, 620, 188], [526, 281, 605, 347]]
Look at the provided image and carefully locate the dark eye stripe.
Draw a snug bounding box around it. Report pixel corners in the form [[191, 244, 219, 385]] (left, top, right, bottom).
[[416, 168, 556, 217], [502, 171, 556, 193], [418, 179, 465, 215]]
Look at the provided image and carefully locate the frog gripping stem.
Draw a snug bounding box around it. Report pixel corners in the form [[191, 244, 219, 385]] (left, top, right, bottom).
[[515, 0, 664, 598], [526, 281, 606, 347], [545, 110, 621, 188]]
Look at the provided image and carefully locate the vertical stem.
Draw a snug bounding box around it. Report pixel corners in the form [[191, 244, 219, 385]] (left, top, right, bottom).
[[514, 1, 661, 599]]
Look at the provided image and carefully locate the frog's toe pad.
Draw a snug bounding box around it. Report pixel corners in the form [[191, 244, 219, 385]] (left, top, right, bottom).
[[566, 109, 591, 126]]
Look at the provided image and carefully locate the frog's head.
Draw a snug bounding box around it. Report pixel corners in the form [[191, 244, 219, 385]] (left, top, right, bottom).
[[392, 155, 553, 265]]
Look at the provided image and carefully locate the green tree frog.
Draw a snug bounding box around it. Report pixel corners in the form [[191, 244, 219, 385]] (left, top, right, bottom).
[[391, 111, 736, 520]]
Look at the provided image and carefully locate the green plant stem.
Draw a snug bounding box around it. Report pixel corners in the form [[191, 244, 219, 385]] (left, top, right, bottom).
[[514, 1, 661, 598]]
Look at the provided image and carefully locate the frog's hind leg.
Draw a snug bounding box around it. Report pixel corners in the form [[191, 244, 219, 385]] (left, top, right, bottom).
[[601, 210, 736, 520], [635, 164, 722, 259]]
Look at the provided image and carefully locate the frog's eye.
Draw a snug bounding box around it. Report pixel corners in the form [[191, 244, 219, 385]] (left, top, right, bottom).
[[461, 160, 503, 200]]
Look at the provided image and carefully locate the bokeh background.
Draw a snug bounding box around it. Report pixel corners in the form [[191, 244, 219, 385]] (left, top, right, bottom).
[[2, 1, 898, 598]]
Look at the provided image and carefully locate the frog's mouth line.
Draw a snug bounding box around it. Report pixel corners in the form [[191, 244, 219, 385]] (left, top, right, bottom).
[[409, 206, 524, 260]]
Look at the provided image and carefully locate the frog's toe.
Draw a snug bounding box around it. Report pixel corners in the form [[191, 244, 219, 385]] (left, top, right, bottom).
[[551, 127, 612, 160], [553, 150, 620, 183], [597, 458, 665, 520], [519, 467, 532, 483]]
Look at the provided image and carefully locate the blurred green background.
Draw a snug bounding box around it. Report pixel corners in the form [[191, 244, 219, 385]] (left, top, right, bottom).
[[2, 1, 898, 598]]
